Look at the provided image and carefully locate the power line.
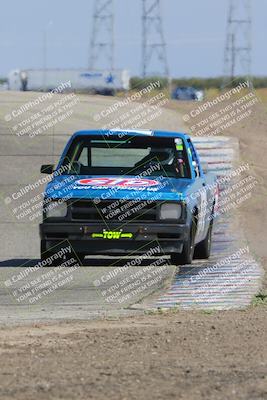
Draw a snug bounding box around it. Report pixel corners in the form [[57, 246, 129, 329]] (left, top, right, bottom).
[[89, 0, 114, 70], [223, 0, 252, 86], [142, 0, 169, 77]]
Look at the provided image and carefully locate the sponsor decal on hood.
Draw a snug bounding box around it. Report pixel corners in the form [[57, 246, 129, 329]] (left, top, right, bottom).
[[76, 177, 159, 188]]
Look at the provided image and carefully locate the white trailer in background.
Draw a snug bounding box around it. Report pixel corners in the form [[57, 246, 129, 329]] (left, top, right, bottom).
[[7, 69, 130, 95]]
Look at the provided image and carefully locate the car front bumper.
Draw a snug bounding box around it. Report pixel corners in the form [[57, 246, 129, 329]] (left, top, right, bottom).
[[40, 222, 190, 255]]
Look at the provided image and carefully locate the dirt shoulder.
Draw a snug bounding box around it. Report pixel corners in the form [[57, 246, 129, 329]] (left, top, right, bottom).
[[0, 307, 266, 400]]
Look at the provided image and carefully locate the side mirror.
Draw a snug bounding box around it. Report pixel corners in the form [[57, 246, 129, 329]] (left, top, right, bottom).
[[192, 160, 199, 178], [40, 164, 54, 174]]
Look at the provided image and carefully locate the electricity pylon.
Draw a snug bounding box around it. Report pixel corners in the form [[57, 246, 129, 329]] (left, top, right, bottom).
[[142, 0, 169, 77], [89, 0, 114, 70], [223, 0, 252, 86]]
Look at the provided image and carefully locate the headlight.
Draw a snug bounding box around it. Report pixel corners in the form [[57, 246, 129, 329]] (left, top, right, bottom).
[[46, 201, 67, 218], [159, 203, 182, 220]]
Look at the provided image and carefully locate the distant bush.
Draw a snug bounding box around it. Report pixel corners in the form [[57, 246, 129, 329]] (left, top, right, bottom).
[[252, 77, 267, 88], [130, 77, 169, 90], [130, 76, 267, 90]]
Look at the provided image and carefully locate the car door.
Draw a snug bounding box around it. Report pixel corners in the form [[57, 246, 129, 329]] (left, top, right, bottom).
[[187, 139, 208, 243]]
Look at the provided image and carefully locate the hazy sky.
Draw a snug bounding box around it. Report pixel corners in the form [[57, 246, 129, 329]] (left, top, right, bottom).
[[0, 0, 266, 78]]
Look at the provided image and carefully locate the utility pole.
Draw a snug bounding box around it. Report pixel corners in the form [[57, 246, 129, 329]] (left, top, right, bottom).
[[223, 0, 252, 86], [43, 21, 53, 91], [89, 0, 114, 70], [142, 0, 169, 77]]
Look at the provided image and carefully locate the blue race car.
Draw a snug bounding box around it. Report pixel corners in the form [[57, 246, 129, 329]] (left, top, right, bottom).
[[172, 86, 204, 101], [40, 129, 218, 265]]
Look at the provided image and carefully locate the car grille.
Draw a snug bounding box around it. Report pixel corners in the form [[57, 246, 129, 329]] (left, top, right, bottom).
[[70, 199, 158, 222]]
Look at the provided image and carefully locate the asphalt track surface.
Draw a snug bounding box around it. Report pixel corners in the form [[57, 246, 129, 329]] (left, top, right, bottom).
[[0, 92, 263, 324]]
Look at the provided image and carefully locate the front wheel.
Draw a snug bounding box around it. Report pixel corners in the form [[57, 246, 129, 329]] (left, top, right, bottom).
[[194, 221, 213, 259], [170, 222, 196, 265], [76, 254, 85, 265], [40, 241, 82, 266]]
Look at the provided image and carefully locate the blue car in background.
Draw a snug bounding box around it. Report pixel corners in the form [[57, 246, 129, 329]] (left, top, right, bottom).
[[172, 86, 204, 101], [40, 129, 217, 266]]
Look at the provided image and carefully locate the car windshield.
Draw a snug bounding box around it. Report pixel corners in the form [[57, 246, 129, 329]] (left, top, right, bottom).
[[60, 135, 190, 179]]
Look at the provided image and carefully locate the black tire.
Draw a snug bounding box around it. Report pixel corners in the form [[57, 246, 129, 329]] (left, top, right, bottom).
[[40, 240, 58, 265], [40, 241, 79, 266], [40, 240, 55, 264], [171, 220, 196, 265], [194, 221, 213, 259], [76, 254, 85, 265], [40, 239, 46, 259]]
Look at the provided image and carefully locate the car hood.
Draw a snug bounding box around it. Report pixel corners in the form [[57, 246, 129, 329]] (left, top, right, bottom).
[[45, 175, 193, 202]]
